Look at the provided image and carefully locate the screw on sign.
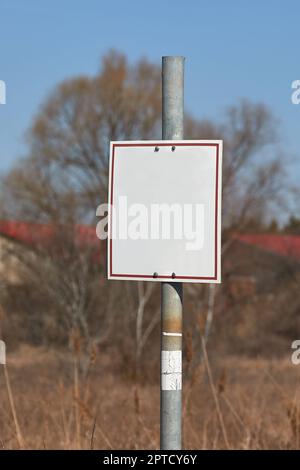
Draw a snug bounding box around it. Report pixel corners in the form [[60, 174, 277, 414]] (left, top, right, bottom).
[[107, 57, 223, 450]]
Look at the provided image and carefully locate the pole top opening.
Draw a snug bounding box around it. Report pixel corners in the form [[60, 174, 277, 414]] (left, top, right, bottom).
[[162, 56, 185, 60]]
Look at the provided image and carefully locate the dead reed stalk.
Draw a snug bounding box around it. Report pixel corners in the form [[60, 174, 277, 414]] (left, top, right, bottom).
[[201, 337, 230, 449], [3, 364, 24, 449]]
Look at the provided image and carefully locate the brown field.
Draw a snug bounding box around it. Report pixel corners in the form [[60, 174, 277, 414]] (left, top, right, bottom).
[[0, 345, 300, 450]]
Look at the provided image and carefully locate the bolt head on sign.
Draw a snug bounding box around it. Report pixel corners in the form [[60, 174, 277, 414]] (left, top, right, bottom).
[[107, 140, 223, 283]]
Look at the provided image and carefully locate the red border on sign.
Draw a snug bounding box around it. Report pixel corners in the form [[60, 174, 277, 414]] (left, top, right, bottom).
[[109, 142, 220, 281]]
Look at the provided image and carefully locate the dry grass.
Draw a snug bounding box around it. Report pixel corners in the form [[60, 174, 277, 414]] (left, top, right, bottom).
[[0, 344, 300, 450]]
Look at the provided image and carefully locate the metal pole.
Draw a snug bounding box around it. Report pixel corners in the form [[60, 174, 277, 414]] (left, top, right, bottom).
[[160, 56, 184, 450]]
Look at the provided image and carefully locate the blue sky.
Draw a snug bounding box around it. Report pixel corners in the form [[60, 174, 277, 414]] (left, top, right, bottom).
[[0, 0, 300, 182]]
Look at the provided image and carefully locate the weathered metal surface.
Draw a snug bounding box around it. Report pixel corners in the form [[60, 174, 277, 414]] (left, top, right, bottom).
[[160, 56, 184, 450]]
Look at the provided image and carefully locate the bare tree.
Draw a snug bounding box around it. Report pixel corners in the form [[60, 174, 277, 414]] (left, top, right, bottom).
[[2, 50, 161, 223], [0, 52, 291, 365]]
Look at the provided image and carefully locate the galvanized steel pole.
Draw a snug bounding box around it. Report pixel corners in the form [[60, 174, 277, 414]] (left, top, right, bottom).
[[160, 56, 184, 450]]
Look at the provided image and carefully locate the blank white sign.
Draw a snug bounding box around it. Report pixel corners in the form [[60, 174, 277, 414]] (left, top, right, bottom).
[[108, 140, 222, 283]]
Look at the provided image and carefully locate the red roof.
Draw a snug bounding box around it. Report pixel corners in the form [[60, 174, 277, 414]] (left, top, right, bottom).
[[2, 221, 300, 262], [234, 233, 300, 260], [0, 220, 98, 249]]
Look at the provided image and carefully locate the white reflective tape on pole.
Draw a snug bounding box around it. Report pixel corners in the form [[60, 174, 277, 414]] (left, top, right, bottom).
[[163, 332, 182, 337], [161, 350, 182, 391], [0, 340, 6, 364]]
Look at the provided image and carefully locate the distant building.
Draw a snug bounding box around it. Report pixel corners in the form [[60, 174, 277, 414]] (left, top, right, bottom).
[[0, 220, 98, 286], [1, 220, 300, 293]]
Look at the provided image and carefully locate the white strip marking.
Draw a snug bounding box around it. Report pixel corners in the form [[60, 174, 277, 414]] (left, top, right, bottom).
[[161, 350, 182, 391], [162, 332, 182, 337], [0, 340, 6, 365]]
